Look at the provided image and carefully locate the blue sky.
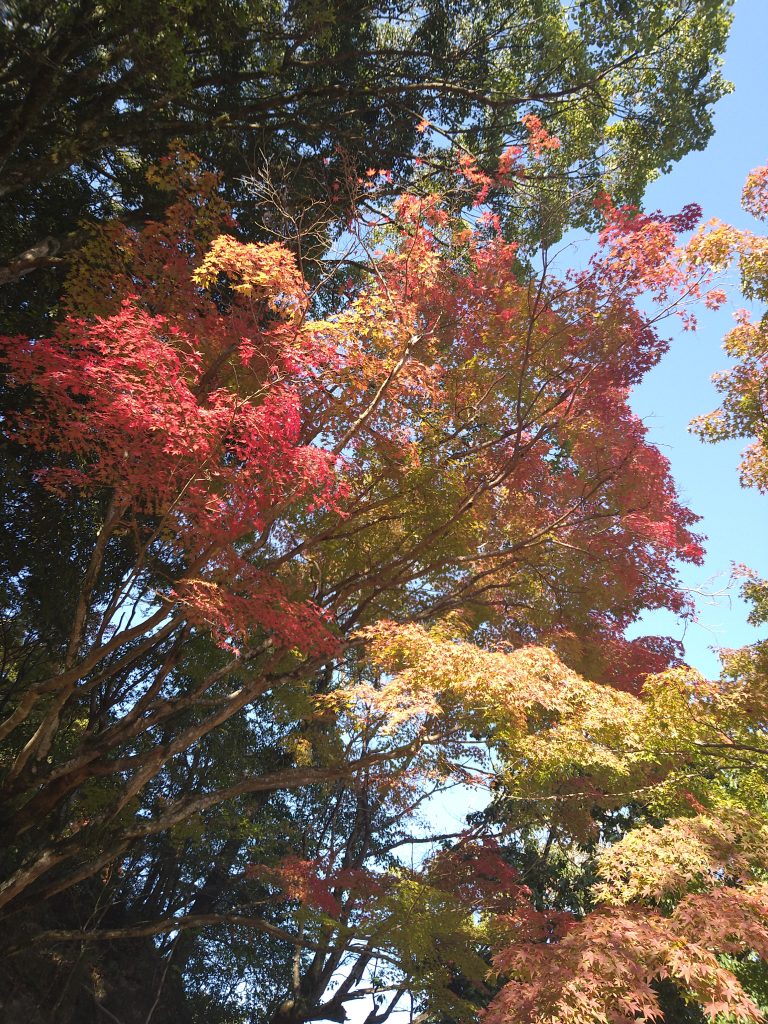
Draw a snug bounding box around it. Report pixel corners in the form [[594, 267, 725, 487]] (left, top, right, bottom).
[[625, 0, 768, 676]]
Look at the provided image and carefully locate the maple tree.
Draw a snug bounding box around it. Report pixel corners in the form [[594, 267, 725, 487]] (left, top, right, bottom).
[[451, 164, 768, 1024], [685, 161, 768, 640], [2, 148, 767, 1024], [689, 163, 768, 488], [246, 166, 768, 1024]]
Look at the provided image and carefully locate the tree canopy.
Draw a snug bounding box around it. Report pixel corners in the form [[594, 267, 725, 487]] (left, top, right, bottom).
[[0, 0, 732, 329], [5, 6, 768, 1024]]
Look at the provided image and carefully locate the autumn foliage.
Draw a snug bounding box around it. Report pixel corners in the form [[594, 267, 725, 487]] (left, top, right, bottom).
[[2, 148, 768, 1024]]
